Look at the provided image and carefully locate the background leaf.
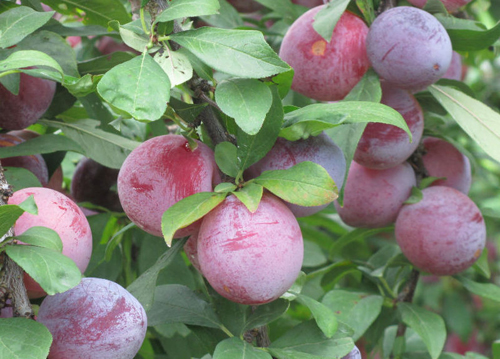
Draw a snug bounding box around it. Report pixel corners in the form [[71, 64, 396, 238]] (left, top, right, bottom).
[[0, 318, 52, 359], [155, 0, 220, 23], [215, 142, 239, 178], [0, 7, 53, 49], [312, 0, 350, 42], [213, 337, 272, 359], [14, 226, 62, 252]]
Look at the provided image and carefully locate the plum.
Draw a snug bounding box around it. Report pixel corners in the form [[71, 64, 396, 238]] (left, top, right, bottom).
[[10, 188, 93, 298], [198, 193, 303, 305], [71, 157, 122, 212], [246, 132, 346, 217], [292, 0, 325, 7], [342, 346, 362, 359], [37, 278, 147, 359], [118, 135, 220, 238], [97, 36, 138, 55], [407, 0, 471, 12], [442, 51, 463, 81], [354, 84, 424, 169], [422, 137, 471, 194], [335, 162, 416, 228], [227, 0, 263, 13], [279, 7, 370, 101], [366, 7, 452, 92], [0, 73, 56, 130], [395, 186, 486, 276]]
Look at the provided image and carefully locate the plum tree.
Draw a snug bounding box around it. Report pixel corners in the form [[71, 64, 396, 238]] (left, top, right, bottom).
[[366, 7, 452, 91], [422, 137, 472, 194], [10, 187, 93, 298], [0, 73, 56, 130], [0, 133, 49, 186], [71, 157, 122, 212], [335, 162, 416, 228], [395, 186, 486, 276], [37, 277, 147, 359], [118, 135, 220, 238], [442, 51, 464, 81], [279, 6, 370, 101], [197, 193, 303, 305], [353, 84, 424, 169], [246, 132, 346, 217], [406, 0, 472, 12], [227, 0, 263, 13]]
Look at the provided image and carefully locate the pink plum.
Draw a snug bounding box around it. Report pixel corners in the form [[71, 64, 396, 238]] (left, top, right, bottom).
[[198, 193, 303, 305], [279, 7, 370, 101], [246, 132, 346, 217], [37, 278, 147, 359], [0, 73, 56, 130], [442, 51, 463, 81], [97, 36, 139, 55], [354, 84, 424, 169], [395, 186, 486, 276], [10, 187, 93, 298], [422, 137, 471, 194], [335, 162, 416, 228], [118, 135, 220, 238]]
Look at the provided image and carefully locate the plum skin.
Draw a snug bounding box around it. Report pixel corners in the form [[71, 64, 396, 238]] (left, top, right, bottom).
[[118, 135, 220, 238], [279, 7, 370, 101], [395, 186, 486, 276], [442, 51, 463, 81], [37, 277, 147, 359], [354, 84, 424, 169], [10, 187, 93, 298], [335, 162, 416, 228], [246, 132, 346, 217], [366, 7, 452, 92], [198, 194, 304, 305], [0, 73, 56, 130], [422, 137, 471, 194]]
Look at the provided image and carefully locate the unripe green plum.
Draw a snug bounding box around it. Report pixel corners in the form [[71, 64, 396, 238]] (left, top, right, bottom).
[[279, 7, 370, 101], [335, 162, 416, 228], [118, 135, 220, 238], [198, 194, 303, 305], [37, 278, 147, 359], [395, 186, 486, 276]]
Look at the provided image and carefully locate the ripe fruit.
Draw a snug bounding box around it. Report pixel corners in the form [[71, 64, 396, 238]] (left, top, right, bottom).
[[292, 0, 325, 7], [353, 84, 424, 169], [0, 133, 49, 186], [184, 232, 201, 272], [422, 137, 471, 194], [37, 277, 147, 359], [442, 51, 463, 81], [118, 135, 220, 238], [395, 186, 486, 276], [279, 7, 370, 101], [71, 157, 122, 212], [335, 162, 416, 228], [227, 0, 263, 13], [97, 36, 138, 55], [0, 73, 56, 130], [407, 0, 471, 13], [366, 7, 452, 92], [246, 132, 346, 217], [198, 193, 303, 305], [10, 188, 93, 298]]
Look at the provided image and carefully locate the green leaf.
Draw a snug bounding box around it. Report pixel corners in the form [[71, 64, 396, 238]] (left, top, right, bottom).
[[312, 0, 350, 42], [161, 192, 227, 246], [356, 0, 375, 25], [282, 271, 307, 300], [177, 47, 214, 82], [269, 320, 354, 358], [253, 0, 305, 24], [148, 284, 222, 328], [303, 240, 327, 268], [472, 247, 490, 279], [435, 14, 500, 51], [154, 49, 193, 88], [398, 303, 446, 359], [39, 119, 140, 169], [214, 183, 238, 193], [215, 79, 273, 135], [0, 50, 63, 80], [296, 294, 338, 338], [0, 205, 25, 238], [404, 187, 423, 204], [63, 74, 99, 98], [322, 290, 384, 341], [428, 85, 500, 163], [253, 161, 338, 207], [14, 226, 62, 252], [4, 167, 42, 190], [200, 0, 243, 29], [455, 275, 500, 302], [155, 0, 220, 23], [6, 245, 81, 295], [281, 101, 410, 142], [241, 299, 289, 334], [213, 337, 272, 359], [0, 134, 83, 159], [78, 52, 136, 75], [215, 142, 240, 178], [16, 195, 37, 215], [237, 85, 283, 171], [344, 69, 381, 102], [97, 53, 170, 122], [170, 27, 290, 78], [232, 183, 263, 213], [127, 238, 185, 311], [0, 318, 52, 359], [0, 7, 54, 49], [42, 0, 131, 28]]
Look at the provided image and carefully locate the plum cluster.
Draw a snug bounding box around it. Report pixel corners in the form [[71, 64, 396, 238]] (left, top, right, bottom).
[[278, 4, 485, 276]]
